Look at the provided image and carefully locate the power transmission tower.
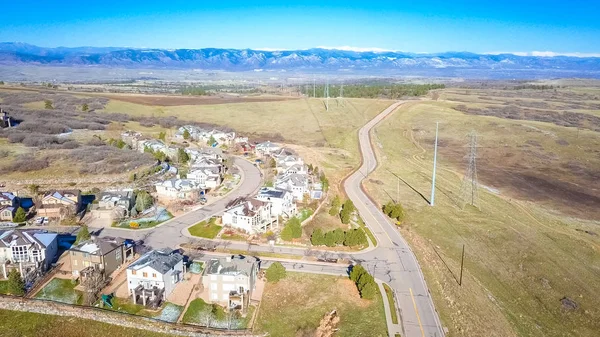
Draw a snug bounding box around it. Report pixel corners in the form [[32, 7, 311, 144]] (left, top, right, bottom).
[[459, 130, 480, 208]]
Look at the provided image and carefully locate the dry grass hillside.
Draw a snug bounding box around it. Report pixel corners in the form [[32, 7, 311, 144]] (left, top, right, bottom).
[[364, 86, 600, 337]]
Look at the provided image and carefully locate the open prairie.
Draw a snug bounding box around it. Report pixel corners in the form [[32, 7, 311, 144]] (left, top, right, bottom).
[[364, 85, 600, 337]]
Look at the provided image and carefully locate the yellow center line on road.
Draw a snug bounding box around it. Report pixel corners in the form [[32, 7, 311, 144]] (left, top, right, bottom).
[[410, 288, 426, 337]]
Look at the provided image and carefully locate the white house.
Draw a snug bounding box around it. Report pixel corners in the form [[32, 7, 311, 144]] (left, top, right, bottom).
[[255, 141, 281, 155], [202, 256, 258, 311], [274, 173, 309, 201], [0, 230, 58, 280], [221, 199, 278, 233], [188, 168, 222, 189], [275, 155, 304, 172], [127, 249, 185, 301], [155, 179, 204, 201], [282, 164, 308, 176], [256, 187, 296, 218], [138, 139, 167, 154]]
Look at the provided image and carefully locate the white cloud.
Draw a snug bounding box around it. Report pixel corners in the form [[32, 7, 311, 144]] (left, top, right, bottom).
[[485, 51, 600, 58]]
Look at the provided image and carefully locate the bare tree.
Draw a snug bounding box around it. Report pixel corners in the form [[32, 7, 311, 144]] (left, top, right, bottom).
[[81, 267, 106, 306]]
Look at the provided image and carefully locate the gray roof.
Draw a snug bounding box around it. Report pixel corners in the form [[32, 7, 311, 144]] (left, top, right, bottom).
[[70, 238, 122, 256], [0, 230, 57, 249], [128, 249, 183, 274], [205, 257, 257, 277]]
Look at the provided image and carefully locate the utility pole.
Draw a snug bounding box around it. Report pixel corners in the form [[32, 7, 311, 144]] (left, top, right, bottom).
[[430, 122, 439, 206], [459, 244, 465, 286]]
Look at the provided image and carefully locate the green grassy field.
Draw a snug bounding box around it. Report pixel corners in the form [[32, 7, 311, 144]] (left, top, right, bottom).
[[364, 91, 600, 337], [255, 272, 387, 337], [35, 278, 83, 305], [187, 221, 222, 239], [382, 283, 398, 324], [0, 309, 179, 337]]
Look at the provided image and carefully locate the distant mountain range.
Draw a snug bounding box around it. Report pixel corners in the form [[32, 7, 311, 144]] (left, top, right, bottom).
[[1, 42, 599, 77]]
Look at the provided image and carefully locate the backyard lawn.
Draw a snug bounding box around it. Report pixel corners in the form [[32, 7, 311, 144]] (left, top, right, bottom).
[[182, 298, 252, 329], [0, 309, 180, 337], [35, 278, 83, 305], [255, 272, 387, 337], [187, 220, 222, 239]]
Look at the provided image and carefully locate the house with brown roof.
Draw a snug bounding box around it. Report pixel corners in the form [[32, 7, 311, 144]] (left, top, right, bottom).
[[37, 190, 81, 219], [221, 198, 278, 233], [68, 236, 131, 278]]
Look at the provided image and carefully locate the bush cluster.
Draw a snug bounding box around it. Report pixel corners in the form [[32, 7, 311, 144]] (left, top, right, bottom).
[[349, 264, 378, 300], [310, 227, 367, 247]]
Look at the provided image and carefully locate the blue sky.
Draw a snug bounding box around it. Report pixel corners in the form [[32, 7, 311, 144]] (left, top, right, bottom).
[[1, 0, 599, 54]]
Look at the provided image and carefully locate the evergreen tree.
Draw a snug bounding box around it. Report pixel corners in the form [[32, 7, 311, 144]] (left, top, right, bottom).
[[332, 228, 345, 245], [324, 231, 336, 247], [75, 226, 91, 244], [265, 262, 286, 282], [158, 131, 166, 141], [360, 281, 378, 300], [350, 264, 367, 283], [44, 100, 53, 109], [12, 207, 27, 223], [183, 129, 191, 140], [178, 148, 190, 164], [7, 269, 25, 296], [207, 135, 216, 146], [135, 191, 153, 212], [81, 103, 89, 112], [310, 228, 325, 246]]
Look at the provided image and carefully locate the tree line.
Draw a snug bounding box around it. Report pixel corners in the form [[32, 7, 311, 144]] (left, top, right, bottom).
[[306, 83, 445, 99], [310, 227, 367, 247]]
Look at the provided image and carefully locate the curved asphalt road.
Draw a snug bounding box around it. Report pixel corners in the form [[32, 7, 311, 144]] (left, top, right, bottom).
[[344, 101, 445, 337], [95, 104, 444, 336]]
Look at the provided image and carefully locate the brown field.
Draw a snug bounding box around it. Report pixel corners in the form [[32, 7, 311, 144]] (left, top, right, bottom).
[[364, 85, 600, 337], [98, 92, 298, 106]]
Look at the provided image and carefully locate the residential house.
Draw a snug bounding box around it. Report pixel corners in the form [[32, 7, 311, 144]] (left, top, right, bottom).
[[175, 125, 207, 141], [138, 139, 166, 154], [120, 130, 142, 148], [256, 187, 296, 218], [96, 189, 136, 218], [221, 198, 278, 233], [0, 108, 13, 128], [275, 173, 309, 201], [188, 167, 222, 189], [234, 136, 248, 144], [0, 192, 18, 222], [282, 164, 308, 176], [190, 157, 223, 173], [255, 141, 281, 155], [155, 179, 203, 202], [202, 256, 258, 311], [69, 236, 129, 278], [37, 190, 81, 219], [0, 230, 58, 281], [210, 130, 236, 146], [236, 142, 255, 154], [127, 249, 185, 304], [275, 155, 304, 173]]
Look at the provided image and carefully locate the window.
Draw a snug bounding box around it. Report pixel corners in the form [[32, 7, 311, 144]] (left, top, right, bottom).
[[211, 283, 217, 290], [115, 249, 122, 261], [143, 272, 148, 278], [73, 260, 77, 266], [152, 273, 157, 278], [132, 270, 137, 275]]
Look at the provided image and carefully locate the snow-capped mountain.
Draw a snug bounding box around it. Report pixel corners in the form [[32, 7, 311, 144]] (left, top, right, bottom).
[[0, 43, 599, 76]]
